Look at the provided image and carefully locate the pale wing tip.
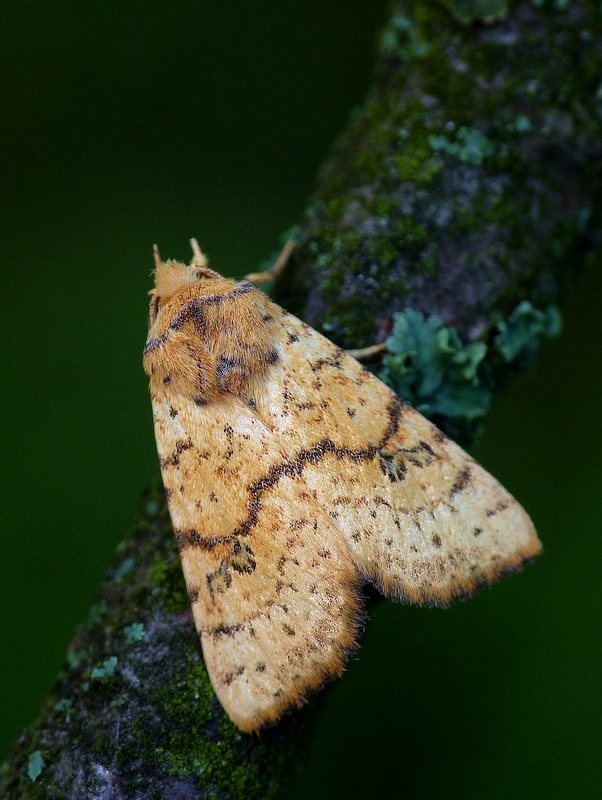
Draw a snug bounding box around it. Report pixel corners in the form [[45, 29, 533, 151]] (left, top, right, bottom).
[[215, 645, 349, 734], [216, 626, 361, 734], [373, 513, 541, 609], [205, 582, 365, 734]]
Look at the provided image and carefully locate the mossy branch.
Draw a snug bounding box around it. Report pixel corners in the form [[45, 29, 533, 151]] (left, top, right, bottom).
[[2, 1, 600, 797], [277, 0, 601, 435]]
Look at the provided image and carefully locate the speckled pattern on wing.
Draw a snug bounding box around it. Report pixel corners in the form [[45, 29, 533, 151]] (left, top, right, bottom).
[[258, 311, 539, 606], [150, 392, 361, 732], [143, 254, 540, 732]]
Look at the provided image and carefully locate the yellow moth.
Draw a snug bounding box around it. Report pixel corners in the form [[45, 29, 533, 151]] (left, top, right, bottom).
[[143, 241, 540, 733]]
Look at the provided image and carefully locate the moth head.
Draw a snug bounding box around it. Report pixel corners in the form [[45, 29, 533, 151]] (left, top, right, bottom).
[[149, 242, 223, 327], [143, 241, 280, 405]]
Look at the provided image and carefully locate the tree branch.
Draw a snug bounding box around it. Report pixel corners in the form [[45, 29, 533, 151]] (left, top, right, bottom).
[[2, 1, 600, 797]]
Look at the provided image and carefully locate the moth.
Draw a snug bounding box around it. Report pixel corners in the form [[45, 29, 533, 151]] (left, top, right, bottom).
[[143, 241, 540, 733]]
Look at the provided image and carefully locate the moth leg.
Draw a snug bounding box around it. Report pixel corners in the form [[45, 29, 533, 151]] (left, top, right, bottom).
[[245, 239, 295, 285], [346, 342, 388, 361]]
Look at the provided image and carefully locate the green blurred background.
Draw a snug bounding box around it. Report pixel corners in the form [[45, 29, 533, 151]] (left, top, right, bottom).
[[1, 2, 601, 798]]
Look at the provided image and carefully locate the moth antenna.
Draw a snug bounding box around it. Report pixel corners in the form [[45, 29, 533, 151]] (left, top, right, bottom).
[[190, 238, 206, 266], [245, 239, 295, 285], [189, 238, 227, 280], [153, 243, 163, 270]]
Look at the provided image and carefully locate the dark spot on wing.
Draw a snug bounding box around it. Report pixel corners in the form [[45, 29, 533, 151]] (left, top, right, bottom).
[[450, 465, 472, 498]]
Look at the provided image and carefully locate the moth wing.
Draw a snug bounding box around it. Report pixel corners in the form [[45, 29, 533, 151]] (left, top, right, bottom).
[[152, 391, 361, 732], [331, 406, 541, 605], [256, 308, 541, 606]]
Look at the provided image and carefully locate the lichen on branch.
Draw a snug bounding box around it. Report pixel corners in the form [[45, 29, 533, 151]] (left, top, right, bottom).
[[278, 0, 601, 362]]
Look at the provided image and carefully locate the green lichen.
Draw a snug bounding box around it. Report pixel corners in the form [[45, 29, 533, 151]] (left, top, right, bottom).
[[379, 13, 432, 60], [52, 698, 73, 714], [507, 114, 533, 133], [123, 622, 146, 644], [90, 656, 118, 681], [380, 308, 491, 441], [428, 126, 496, 165], [27, 752, 44, 782], [495, 301, 562, 366], [87, 600, 106, 624], [379, 301, 563, 441], [531, 0, 572, 9], [144, 498, 161, 518], [113, 557, 135, 584], [66, 647, 91, 670]]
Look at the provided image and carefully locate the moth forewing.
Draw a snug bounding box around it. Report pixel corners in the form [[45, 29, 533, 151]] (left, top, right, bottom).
[[152, 389, 362, 732], [143, 247, 541, 732], [250, 310, 539, 606]]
